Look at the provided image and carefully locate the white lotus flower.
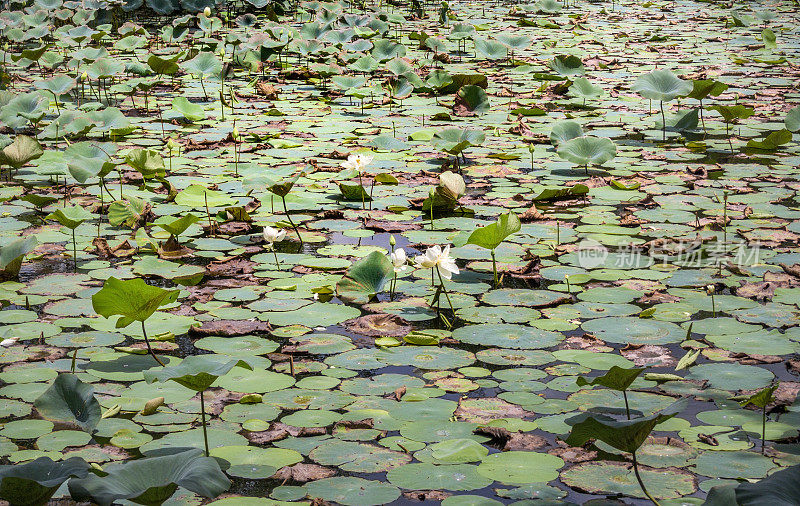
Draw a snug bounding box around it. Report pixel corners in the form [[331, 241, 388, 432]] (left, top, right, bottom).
[[390, 248, 408, 273], [263, 226, 287, 245], [415, 245, 459, 280], [0, 337, 18, 347], [341, 153, 374, 173]]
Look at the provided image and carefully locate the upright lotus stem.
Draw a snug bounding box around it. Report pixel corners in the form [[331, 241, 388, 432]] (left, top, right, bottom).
[[199, 390, 210, 457], [435, 267, 455, 315], [623, 390, 631, 420], [659, 100, 666, 141], [141, 320, 165, 367], [490, 249, 498, 287], [565, 275, 571, 294], [232, 126, 240, 177], [281, 195, 302, 244], [72, 228, 77, 272], [272, 246, 280, 269], [357, 171, 365, 210], [632, 451, 660, 506]]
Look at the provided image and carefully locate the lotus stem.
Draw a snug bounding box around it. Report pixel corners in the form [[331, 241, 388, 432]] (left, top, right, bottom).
[[660, 100, 666, 141], [623, 390, 631, 420], [72, 228, 77, 272], [491, 249, 498, 287], [762, 407, 767, 454], [272, 248, 280, 269], [199, 390, 210, 457], [281, 195, 302, 244], [632, 451, 660, 506], [141, 321, 165, 367], [436, 267, 455, 316]]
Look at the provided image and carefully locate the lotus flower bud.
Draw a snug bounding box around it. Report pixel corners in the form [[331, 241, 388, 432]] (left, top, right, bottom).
[[389, 235, 396, 246], [232, 126, 239, 140], [203, 6, 211, 17]]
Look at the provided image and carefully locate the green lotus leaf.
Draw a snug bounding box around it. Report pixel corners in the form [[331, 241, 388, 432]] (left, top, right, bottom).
[[68, 448, 229, 505], [46, 206, 93, 229], [338, 182, 371, 202], [174, 184, 236, 208], [124, 148, 165, 179], [477, 451, 564, 484], [426, 69, 453, 90], [687, 79, 728, 101], [565, 399, 688, 453], [735, 464, 800, 505], [786, 106, 800, 132], [181, 52, 222, 77], [495, 34, 531, 50], [33, 373, 101, 433], [156, 214, 200, 237], [746, 128, 793, 151], [336, 250, 393, 304], [64, 141, 117, 183], [147, 54, 180, 76], [0, 135, 43, 169], [473, 37, 507, 60], [454, 212, 520, 251], [388, 462, 491, 491], [709, 104, 754, 123], [432, 128, 485, 155], [34, 75, 76, 96], [739, 383, 778, 409], [549, 55, 584, 76], [91, 277, 180, 329], [568, 77, 603, 99], [371, 38, 406, 62], [576, 366, 645, 392], [557, 136, 616, 167], [305, 477, 399, 506], [170, 96, 205, 122], [549, 121, 584, 145], [0, 457, 88, 506], [89, 107, 132, 134], [632, 69, 692, 101], [144, 355, 252, 392], [108, 197, 148, 229], [0, 92, 48, 127], [0, 236, 37, 279], [455, 85, 490, 115], [263, 174, 300, 198]]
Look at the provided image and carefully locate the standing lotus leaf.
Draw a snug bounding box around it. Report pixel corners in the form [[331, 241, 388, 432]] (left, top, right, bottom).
[[68, 448, 230, 506], [34, 373, 101, 433], [0, 457, 89, 506], [336, 250, 394, 304]]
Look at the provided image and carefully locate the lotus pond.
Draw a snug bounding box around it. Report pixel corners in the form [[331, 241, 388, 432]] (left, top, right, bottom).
[[1, 0, 800, 504]]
